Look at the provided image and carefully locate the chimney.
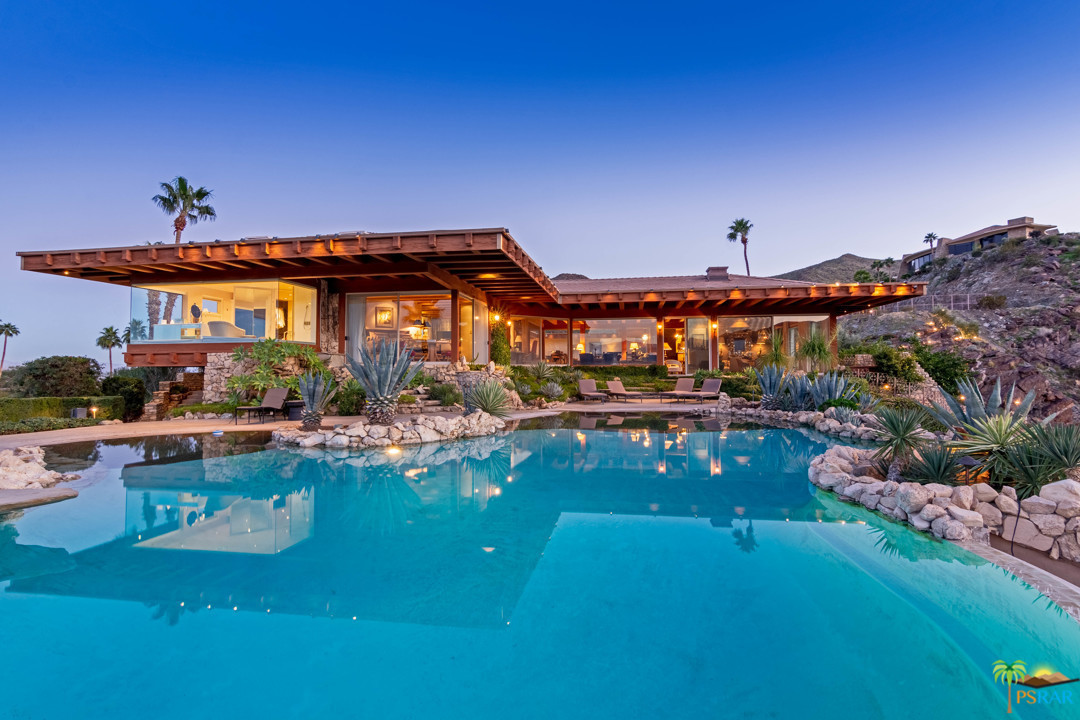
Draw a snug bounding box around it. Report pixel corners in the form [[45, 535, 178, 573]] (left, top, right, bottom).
[[706, 266, 729, 280]]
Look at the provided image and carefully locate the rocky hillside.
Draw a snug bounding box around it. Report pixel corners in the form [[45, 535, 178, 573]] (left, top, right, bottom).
[[840, 232, 1080, 421], [772, 253, 883, 283]]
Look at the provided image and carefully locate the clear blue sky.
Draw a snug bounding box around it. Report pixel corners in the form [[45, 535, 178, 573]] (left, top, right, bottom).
[[2, 0, 1079, 365]]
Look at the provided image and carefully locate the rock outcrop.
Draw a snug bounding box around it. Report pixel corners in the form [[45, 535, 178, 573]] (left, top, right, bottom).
[[0, 447, 80, 490], [273, 411, 506, 449]]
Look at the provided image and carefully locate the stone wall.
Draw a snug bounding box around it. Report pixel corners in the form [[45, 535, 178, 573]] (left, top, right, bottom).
[[318, 279, 340, 355], [809, 445, 1080, 563]]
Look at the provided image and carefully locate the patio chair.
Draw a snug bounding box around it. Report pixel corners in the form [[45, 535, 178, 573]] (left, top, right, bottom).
[[685, 377, 723, 402], [661, 377, 696, 402], [235, 387, 290, 425], [578, 379, 608, 403], [606, 379, 646, 403]]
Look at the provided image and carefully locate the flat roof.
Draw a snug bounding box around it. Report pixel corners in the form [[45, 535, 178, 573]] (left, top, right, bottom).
[[18, 228, 925, 315]]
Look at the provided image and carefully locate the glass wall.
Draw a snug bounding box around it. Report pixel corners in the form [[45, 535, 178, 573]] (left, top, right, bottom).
[[347, 293, 488, 363], [716, 316, 771, 372], [543, 320, 569, 364], [130, 281, 316, 344], [772, 315, 830, 371], [509, 317, 543, 365], [572, 318, 657, 365]]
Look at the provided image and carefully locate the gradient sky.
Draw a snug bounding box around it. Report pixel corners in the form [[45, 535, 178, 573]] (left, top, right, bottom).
[[2, 0, 1079, 365]]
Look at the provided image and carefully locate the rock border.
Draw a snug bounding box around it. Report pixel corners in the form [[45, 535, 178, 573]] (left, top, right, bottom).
[[809, 446, 1080, 562], [273, 411, 506, 449]]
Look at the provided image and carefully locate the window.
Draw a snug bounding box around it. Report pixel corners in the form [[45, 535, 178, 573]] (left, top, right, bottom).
[[572, 318, 657, 365], [130, 281, 316, 344], [347, 293, 482, 363], [716, 317, 771, 372], [543, 319, 570, 364]]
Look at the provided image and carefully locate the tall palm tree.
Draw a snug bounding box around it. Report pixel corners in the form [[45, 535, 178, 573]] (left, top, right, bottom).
[[152, 176, 217, 244], [0, 321, 19, 379], [124, 319, 147, 343], [924, 232, 938, 248], [727, 218, 753, 275], [992, 659, 1026, 713], [97, 326, 123, 375]]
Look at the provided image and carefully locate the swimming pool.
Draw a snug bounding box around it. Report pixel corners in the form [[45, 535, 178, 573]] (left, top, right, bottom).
[[2, 428, 1078, 719]]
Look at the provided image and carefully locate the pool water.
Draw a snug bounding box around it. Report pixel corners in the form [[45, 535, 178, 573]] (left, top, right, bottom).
[[2, 428, 1079, 719]]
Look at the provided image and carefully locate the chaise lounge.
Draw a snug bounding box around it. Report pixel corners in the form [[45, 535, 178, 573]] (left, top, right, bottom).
[[578, 379, 608, 403], [235, 387, 290, 424], [605, 379, 646, 403], [685, 377, 723, 402], [661, 377, 697, 402]]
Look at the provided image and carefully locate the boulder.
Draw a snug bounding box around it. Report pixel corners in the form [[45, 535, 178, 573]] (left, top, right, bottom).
[[947, 506, 985, 529], [324, 434, 350, 449], [1020, 496, 1057, 515], [1001, 486, 1018, 500], [995, 494, 1019, 515], [1030, 513, 1066, 537], [1054, 533, 1080, 562], [918, 504, 948, 522], [931, 516, 971, 541], [951, 485, 974, 510], [297, 433, 325, 448], [839, 483, 867, 501], [970, 527, 990, 545], [1056, 499, 1080, 519], [1000, 517, 1054, 552], [910, 514, 931, 531], [924, 483, 955, 498], [816, 473, 851, 490], [972, 483, 998, 503], [975, 502, 1003, 527], [878, 496, 898, 510], [881, 481, 899, 496], [1039, 479, 1080, 506], [896, 483, 933, 514], [860, 493, 881, 510]]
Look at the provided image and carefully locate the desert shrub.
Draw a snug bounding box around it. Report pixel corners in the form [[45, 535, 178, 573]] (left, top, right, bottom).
[[975, 295, 1007, 310], [101, 376, 146, 421], [428, 383, 463, 407], [871, 346, 920, 384], [464, 379, 510, 418], [944, 263, 962, 282], [0, 417, 101, 435], [10, 356, 102, 397], [906, 442, 960, 485], [539, 381, 564, 400], [334, 379, 366, 415]]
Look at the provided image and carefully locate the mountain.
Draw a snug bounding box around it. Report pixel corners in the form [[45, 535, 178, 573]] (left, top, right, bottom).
[[772, 254, 883, 284], [1019, 672, 1074, 687]]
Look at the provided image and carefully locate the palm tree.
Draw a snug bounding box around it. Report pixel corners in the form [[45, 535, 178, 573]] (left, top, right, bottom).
[[0, 321, 19, 379], [992, 659, 1027, 713], [924, 232, 938, 248], [123, 319, 147, 343], [152, 176, 217, 244], [726, 218, 753, 275], [97, 326, 123, 375]]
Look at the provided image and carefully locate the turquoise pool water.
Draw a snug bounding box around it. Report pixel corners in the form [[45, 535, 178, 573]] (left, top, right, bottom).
[[2, 427, 1079, 719]]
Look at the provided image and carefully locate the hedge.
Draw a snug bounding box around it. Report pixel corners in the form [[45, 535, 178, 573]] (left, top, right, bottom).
[[0, 396, 125, 422], [0, 418, 102, 436]]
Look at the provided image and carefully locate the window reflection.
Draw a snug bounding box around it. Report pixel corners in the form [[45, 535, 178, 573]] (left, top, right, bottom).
[[572, 319, 657, 365]]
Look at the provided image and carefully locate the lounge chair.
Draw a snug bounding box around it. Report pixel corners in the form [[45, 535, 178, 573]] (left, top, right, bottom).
[[606, 379, 646, 403], [578, 379, 608, 403], [235, 387, 290, 424], [685, 377, 723, 402], [661, 377, 697, 402]]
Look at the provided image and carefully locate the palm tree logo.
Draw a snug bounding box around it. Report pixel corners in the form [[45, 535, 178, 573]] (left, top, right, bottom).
[[992, 659, 1027, 714]]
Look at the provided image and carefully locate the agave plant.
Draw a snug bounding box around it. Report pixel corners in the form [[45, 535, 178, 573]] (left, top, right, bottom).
[[854, 390, 880, 413], [1000, 442, 1060, 499], [465, 379, 511, 419], [531, 361, 556, 383], [755, 364, 788, 410], [905, 442, 960, 485], [539, 381, 563, 400], [952, 413, 1026, 481], [809, 371, 857, 409], [928, 376, 1057, 430], [297, 372, 338, 430], [345, 339, 423, 425], [831, 406, 861, 427], [872, 406, 928, 480], [782, 374, 815, 411]]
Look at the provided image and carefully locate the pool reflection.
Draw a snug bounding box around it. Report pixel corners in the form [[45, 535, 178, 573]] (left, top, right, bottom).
[[3, 428, 849, 628]]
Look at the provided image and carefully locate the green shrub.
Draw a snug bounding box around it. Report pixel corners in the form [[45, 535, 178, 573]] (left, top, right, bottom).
[[909, 341, 971, 394], [428, 383, 463, 407], [975, 295, 1007, 310], [490, 322, 511, 366], [0, 396, 124, 422], [9, 356, 102, 397], [578, 365, 668, 381], [820, 397, 859, 412], [335, 379, 366, 415], [101, 376, 146, 421], [871, 346, 920, 383], [408, 371, 435, 389], [464, 379, 510, 418], [906, 442, 960, 485], [398, 393, 418, 405], [0, 417, 101, 435], [719, 371, 760, 401]]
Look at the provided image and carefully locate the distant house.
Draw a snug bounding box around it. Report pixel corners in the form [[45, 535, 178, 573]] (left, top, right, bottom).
[[900, 216, 1057, 275]]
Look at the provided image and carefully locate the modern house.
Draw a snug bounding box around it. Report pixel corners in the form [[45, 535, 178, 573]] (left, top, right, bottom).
[[900, 216, 1057, 275], [18, 228, 924, 374]]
